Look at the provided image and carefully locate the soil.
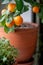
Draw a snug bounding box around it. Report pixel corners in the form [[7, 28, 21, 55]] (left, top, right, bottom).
[[15, 23, 34, 29]]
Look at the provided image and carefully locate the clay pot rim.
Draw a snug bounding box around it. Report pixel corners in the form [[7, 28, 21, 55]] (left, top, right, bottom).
[[26, 22, 38, 28], [0, 22, 38, 30]]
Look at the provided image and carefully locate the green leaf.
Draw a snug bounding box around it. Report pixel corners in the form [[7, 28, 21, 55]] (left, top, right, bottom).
[[0, 23, 2, 27], [38, 7, 43, 19], [6, 16, 12, 24], [4, 26, 14, 33], [15, 0, 24, 11], [22, 5, 29, 13], [2, 10, 10, 16], [2, 0, 5, 2], [38, 13, 43, 19], [3, 56, 7, 62], [41, 19, 43, 23], [1, 19, 5, 26], [13, 10, 20, 17], [0, 16, 5, 23], [0, 16, 5, 26]]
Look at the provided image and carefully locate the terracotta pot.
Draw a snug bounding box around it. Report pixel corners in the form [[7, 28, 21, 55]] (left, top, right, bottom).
[[13, 61, 17, 65], [0, 23, 38, 62], [17, 57, 34, 65]]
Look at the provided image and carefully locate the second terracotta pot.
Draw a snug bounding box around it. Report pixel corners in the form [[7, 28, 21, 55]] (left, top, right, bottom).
[[0, 23, 38, 62]]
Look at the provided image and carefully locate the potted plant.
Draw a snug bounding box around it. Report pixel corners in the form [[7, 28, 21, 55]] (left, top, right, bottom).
[[0, 37, 18, 65], [0, 0, 39, 63]]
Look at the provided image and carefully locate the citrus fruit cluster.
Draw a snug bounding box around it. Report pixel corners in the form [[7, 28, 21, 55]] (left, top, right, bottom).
[[1, 3, 23, 28], [0, 1, 40, 33], [1, 3, 39, 28]]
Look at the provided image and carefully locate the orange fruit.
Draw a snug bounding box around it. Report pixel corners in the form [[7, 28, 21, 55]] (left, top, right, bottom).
[[6, 20, 15, 28], [1, 9, 6, 15], [8, 3, 16, 12], [32, 6, 39, 13], [14, 16, 23, 26]]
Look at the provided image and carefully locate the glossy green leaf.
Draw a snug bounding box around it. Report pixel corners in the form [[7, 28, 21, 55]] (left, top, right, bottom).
[[3, 57, 7, 62], [4, 26, 14, 33], [2, 10, 10, 16], [6, 16, 12, 24], [1, 19, 5, 26], [0, 16, 5, 22], [23, 5, 29, 12], [15, 0, 24, 11], [13, 10, 20, 17]]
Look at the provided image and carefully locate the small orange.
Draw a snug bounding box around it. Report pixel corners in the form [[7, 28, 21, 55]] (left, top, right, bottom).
[[8, 3, 16, 12], [1, 9, 6, 15], [32, 6, 39, 13], [14, 16, 23, 26], [6, 20, 15, 28]]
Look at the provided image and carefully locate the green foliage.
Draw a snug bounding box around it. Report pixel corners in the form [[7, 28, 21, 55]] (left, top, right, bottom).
[[0, 37, 18, 65], [4, 25, 14, 33], [0, 16, 6, 23], [23, 5, 29, 12], [1, 0, 43, 33], [0, 0, 29, 33], [15, 0, 24, 12]]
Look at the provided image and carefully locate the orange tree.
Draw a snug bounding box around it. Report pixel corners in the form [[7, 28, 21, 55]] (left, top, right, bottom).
[[0, 0, 43, 33]]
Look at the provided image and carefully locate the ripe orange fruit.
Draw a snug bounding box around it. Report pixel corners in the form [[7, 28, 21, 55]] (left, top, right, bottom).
[[14, 16, 23, 26], [1, 9, 6, 15], [8, 3, 16, 12], [32, 6, 39, 13], [6, 20, 15, 28]]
